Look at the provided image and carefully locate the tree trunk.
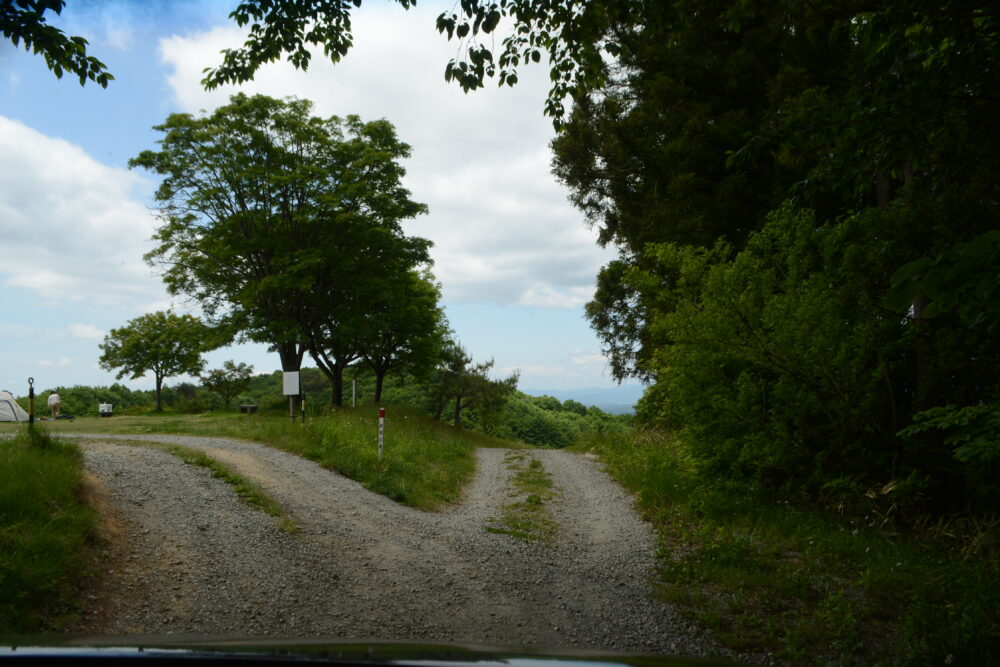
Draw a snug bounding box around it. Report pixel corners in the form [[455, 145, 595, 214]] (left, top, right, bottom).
[[276, 341, 304, 372], [331, 364, 344, 407], [308, 346, 345, 407], [155, 375, 163, 412], [453, 395, 463, 428], [374, 367, 387, 403]]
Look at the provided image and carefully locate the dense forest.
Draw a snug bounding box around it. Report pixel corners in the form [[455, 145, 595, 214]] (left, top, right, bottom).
[[538, 1, 1000, 516]]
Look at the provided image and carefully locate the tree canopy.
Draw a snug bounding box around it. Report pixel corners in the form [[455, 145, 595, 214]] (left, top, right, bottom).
[[200, 360, 255, 411], [131, 94, 430, 388], [549, 0, 1000, 510], [1, 0, 112, 86], [202, 0, 636, 126], [361, 269, 446, 404], [98, 311, 212, 411]]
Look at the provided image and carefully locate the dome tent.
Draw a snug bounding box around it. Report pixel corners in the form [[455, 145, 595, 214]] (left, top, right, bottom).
[[0, 390, 30, 422]]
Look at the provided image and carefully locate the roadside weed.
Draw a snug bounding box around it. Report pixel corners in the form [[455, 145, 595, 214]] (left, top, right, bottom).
[[142, 443, 298, 535], [576, 431, 1000, 664], [485, 452, 558, 542]]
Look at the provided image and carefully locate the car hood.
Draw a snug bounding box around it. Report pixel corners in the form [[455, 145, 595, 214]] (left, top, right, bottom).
[[0, 638, 737, 666]]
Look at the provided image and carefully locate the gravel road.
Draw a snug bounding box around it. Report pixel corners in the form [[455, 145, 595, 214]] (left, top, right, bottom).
[[64, 434, 729, 659]]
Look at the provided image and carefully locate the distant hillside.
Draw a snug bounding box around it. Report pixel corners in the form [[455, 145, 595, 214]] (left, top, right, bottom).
[[520, 386, 645, 415]]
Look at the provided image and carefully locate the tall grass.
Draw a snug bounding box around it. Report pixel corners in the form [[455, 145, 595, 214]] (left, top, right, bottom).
[[576, 430, 1000, 665], [0, 428, 97, 632]]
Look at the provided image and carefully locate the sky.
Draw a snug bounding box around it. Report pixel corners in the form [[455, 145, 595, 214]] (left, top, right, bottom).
[[0, 0, 640, 402]]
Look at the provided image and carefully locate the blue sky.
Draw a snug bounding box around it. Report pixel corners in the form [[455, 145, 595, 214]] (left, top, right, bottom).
[[0, 1, 640, 401]]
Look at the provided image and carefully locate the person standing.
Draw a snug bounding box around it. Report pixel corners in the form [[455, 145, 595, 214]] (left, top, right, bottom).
[[48, 391, 61, 418]]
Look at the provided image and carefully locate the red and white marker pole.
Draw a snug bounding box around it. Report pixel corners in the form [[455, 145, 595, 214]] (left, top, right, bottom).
[[378, 407, 385, 461]]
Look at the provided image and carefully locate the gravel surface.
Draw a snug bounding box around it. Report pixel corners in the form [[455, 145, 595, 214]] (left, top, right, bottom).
[[64, 434, 733, 660]]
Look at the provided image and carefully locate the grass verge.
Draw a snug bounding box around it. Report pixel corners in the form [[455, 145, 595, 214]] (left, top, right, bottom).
[[137, 442, 297, 534], [575, 430, 1000, 665], [486, 451, 557, 541], [16, 407, 522, 512], [0, 427, 98, 632]]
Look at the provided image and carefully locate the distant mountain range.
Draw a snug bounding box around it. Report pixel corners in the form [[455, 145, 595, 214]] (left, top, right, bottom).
[[520, 385, 646, 415]]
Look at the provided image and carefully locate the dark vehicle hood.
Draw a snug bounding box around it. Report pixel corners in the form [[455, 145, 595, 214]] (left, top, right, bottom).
[[0, 639, 737, 667]]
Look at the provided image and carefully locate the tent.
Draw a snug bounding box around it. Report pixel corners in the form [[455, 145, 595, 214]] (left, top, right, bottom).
[[0, 390, 30, 422]]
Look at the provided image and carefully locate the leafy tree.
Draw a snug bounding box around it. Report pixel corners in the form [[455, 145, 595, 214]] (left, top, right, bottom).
[[532, 395, 562, 412], [304, 225, 432, 407], [361, 269, 446, 403], [1, 0, 112, 86], [131, 94, 428, 385], [474, 369, 520, 435], [428, 341, 472, 422], [544, 0, 1000, 510], [448, 357, 517, 430], [200, 360, 255, 411], [558, 1, 1000, 386], [9, 0, 621, 125], [201, 0, 637, 125], [98, 311, 212, 411], [424, 340, 516, 429]]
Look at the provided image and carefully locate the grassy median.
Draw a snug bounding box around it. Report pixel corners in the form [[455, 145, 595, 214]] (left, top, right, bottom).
[[0, 428, 97, 632], [13, 407, 522, 512]]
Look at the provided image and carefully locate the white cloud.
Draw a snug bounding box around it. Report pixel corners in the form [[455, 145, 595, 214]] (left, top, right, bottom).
[[37, 358, 72, 368], [517, 285, 594, 309], [156, 6, 615, 307], [570, 352, 608, 367], [517, 349, 613, 387], [56, 0, 138, 51], [67, 324, 105, 340], [0, 116, 165, 309]]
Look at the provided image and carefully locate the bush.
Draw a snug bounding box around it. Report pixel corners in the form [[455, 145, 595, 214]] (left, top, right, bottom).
[[635, 205, 1000, 510]]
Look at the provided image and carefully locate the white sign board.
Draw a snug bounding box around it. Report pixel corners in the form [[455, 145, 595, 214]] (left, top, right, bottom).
[[282, 371, 301, 396]]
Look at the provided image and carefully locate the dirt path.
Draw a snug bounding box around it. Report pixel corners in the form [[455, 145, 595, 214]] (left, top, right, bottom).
[[67, 434, 723, 658]]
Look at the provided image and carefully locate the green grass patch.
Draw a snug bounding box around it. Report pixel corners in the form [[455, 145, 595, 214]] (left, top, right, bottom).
[[575, 430, 1000, 665], [0, 427, 98, 632], [138, 442, 297, 534], [12, 407, 521, 512], [485, 451, 557, 541]]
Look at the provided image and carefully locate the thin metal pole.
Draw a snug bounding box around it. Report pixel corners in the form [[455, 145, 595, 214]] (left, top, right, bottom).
[[28, 377, 35, 427]]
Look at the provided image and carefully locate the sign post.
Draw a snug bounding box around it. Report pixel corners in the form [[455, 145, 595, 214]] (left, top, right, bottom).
[[378, 407, 385, 461], [282, 371, 301, 422]]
